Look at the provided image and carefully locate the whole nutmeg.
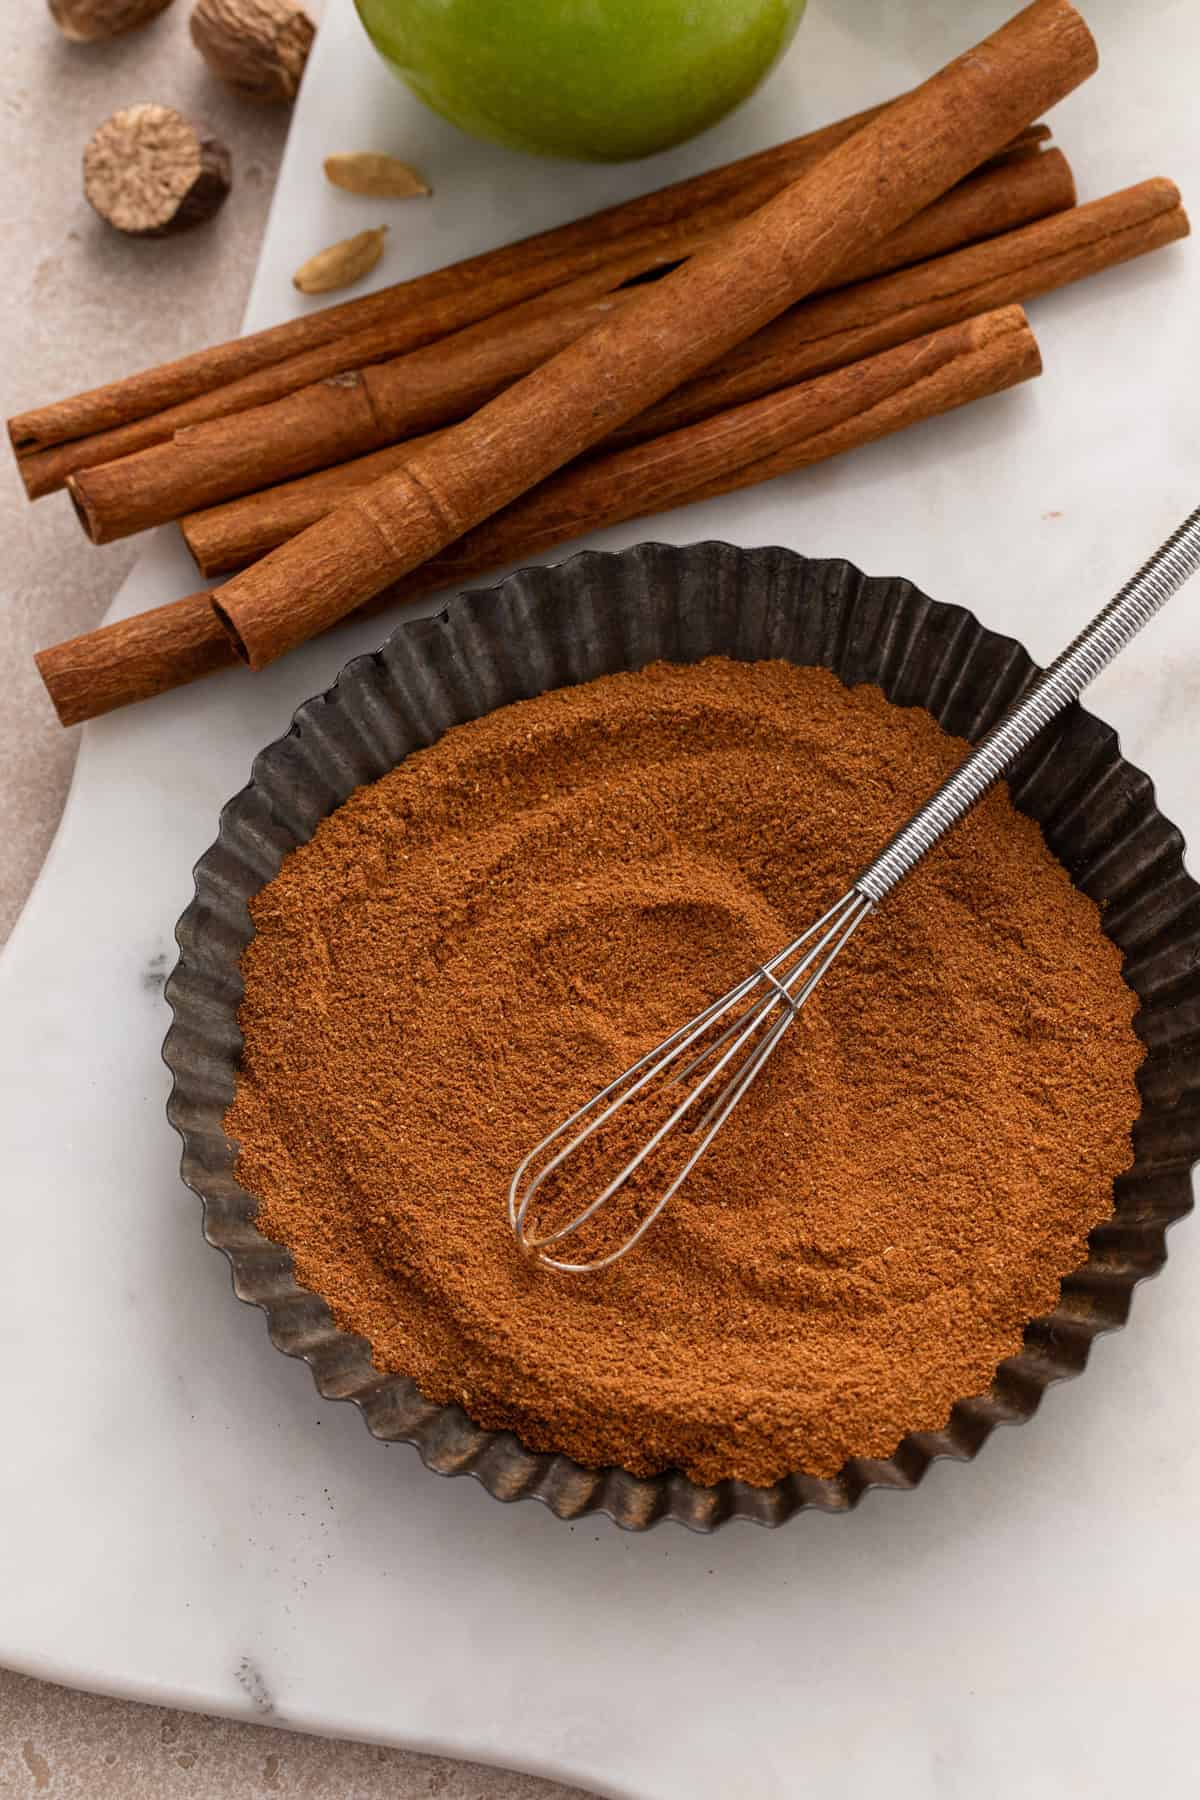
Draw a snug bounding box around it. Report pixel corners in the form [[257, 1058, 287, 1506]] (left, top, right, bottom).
[[189, 0, 316, 103], [84, 104, 232, 237], [48, 0, 175, 39]]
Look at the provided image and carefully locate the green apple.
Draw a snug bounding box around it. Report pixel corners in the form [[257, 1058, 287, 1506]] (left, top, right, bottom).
[[353, 0, 808, 163]]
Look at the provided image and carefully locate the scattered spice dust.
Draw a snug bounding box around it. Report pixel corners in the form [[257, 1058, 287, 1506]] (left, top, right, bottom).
[[225, 657, 1142, 1485]]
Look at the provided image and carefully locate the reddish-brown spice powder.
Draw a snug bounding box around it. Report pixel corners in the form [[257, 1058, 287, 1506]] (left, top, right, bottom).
[[226, 657, 1142, 1485]]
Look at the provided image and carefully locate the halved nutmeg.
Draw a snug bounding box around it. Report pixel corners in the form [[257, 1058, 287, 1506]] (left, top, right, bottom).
[[83, 104, 232, 237]]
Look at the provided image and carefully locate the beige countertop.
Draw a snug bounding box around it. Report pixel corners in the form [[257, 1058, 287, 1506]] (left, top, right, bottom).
[[0, 7, 580, 1795]]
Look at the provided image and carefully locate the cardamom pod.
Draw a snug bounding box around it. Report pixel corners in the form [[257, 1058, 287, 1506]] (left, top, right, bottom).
[[292, 226, 388, 296], [323, 153, 431, 199]]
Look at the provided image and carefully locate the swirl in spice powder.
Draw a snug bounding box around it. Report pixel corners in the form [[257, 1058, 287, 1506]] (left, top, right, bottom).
[[226, 657, 1141, 1486]]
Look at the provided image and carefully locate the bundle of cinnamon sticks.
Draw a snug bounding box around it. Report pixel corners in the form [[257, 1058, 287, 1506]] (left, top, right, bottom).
[[14, 0, 1189, 728]]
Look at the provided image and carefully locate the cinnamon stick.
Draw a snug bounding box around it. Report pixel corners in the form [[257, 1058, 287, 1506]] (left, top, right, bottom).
[[10, 95, 1046, 476], [184, 439, 442, 574], [37, 306, 1039, 728], [13, 97, 906, 462], [18, 225, 726, 502], [68, 289, 638, 540], [182, 175, 1183, 577], [617, 177, 1187, 446], [208, 0, 1098, 671], [66, 147, 1076, 543], [17, 136, 1052, 501], [36, 593, 239, 724], [383, 307, 1043, 604]]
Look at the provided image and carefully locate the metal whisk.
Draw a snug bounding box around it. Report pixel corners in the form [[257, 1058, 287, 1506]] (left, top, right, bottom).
[[510, 507, 1200, 1273]]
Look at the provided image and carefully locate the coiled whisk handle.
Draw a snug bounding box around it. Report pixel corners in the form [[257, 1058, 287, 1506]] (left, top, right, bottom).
[[855, 505, 1200, 906]]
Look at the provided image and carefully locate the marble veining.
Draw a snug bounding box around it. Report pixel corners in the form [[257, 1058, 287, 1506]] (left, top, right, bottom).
[[142, 951, 171, 995], [234, 1661, 275, 1719]]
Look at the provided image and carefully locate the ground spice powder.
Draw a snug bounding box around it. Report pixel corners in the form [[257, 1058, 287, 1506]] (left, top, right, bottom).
[[226, 657, 1142, 1486]]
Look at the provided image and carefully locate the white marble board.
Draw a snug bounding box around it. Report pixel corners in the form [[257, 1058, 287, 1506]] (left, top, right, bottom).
[[2, 1, 1198, 1794]]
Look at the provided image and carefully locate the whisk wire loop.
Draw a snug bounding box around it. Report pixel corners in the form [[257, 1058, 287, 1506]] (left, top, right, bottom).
[[509, 889, 872, 1272]]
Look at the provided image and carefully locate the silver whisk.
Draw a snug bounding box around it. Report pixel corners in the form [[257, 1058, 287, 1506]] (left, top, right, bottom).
[[510, 507, 1200, 1273]]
